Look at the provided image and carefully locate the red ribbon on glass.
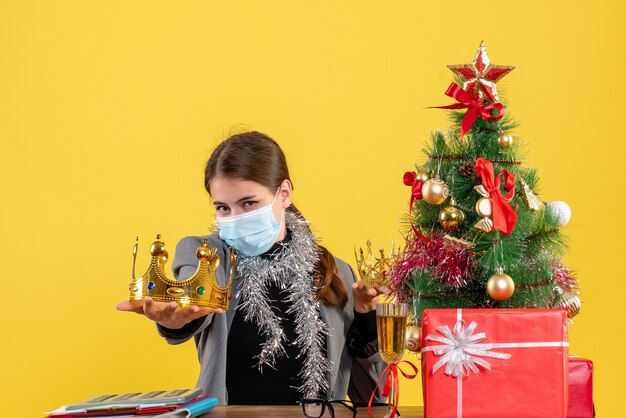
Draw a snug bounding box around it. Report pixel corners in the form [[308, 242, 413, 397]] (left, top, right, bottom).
[[432, 83, 505, 140], [475, 157, 518, 236], [368, 360, 418, 418]]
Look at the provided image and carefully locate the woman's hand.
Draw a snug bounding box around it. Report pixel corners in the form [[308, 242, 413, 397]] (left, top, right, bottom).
[[351, 282, 389, 314], [116, 297, 223, 329]]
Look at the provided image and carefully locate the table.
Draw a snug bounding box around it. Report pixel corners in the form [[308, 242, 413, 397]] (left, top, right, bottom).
[[200, 405, 424, 417]]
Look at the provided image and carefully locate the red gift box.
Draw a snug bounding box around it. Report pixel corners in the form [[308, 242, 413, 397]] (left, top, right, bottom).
[[421, 309, 569, 418], [568, 357, 594, 417]]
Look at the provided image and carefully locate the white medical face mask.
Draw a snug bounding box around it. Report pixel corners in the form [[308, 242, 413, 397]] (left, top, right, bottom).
[[216, 188, 284, 256]]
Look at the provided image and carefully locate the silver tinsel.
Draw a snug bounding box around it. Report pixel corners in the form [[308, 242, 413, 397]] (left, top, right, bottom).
[[233, 211, 331, 398]]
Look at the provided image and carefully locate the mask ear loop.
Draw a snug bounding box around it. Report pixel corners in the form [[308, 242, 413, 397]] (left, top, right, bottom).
[[273, 184, 287, 227], [271, 186, 280, 204]]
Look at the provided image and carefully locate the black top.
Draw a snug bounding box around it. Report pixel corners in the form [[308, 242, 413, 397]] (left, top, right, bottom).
[[226, 278, 306, 404], [225, 244, 305, 403]]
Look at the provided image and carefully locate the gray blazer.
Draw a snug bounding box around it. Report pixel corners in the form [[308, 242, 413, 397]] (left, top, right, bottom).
[[157, 234, 386, 405]]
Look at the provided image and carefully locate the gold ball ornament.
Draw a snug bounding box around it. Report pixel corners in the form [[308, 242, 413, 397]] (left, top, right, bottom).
[[559, 290, 581, 318], [405, 323, 422, 352], [498, 132, 514, 147], [439, 205, 465, 230], [487, 272, 515, 301], [475, 197, 493, 218], [421, 178, 450, 205]]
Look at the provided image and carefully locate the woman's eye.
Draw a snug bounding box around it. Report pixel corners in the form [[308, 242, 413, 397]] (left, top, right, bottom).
[[216, 206, 230, 213], [242, 201, 258, 209]]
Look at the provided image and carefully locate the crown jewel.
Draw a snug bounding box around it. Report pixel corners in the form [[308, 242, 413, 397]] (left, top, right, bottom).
[[128, 235, 236, 311], [354, 240, 397, 287]]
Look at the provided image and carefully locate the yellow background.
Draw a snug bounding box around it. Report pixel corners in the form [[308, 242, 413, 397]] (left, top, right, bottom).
[[1, 1, 624, 416]]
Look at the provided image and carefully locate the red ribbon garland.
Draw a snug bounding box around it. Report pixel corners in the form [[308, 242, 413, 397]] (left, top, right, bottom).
[[475, 157, 518, 236], [432, 83, 505, 140], [402, 172, 431, 243], [368, 360, 418, 418]]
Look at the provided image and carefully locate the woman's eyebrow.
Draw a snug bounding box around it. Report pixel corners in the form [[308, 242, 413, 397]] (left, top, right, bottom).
[[212, 195, 257, 206], [235, 195, 258, 204]]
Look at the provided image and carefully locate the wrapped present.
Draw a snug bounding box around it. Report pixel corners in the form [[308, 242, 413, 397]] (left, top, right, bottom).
[[421, 309, 569, 418], [568, 357, 595, 417]]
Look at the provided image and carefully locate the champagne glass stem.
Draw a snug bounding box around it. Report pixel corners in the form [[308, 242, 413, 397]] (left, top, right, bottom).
[[385, 373, 394, 418]]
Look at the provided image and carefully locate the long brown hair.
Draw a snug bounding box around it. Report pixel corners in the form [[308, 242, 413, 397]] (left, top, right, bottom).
[[204, 131, 348, 308]]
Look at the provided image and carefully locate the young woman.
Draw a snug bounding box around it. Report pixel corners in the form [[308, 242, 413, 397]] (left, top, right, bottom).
[[117, 131, 386, 405]]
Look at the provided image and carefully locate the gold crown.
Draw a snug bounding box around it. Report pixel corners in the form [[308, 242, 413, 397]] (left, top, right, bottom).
[[354, 240, 397, 287], [128, 235, 236, 311]]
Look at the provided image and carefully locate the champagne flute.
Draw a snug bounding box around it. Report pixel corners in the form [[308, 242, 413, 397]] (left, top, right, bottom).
[[376, 303, 408, 418]]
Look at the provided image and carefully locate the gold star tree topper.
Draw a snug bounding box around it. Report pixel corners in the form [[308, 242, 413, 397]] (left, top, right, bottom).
[[448, 41, 515, 103]]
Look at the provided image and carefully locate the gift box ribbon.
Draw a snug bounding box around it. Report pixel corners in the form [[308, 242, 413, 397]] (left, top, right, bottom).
[[421, 309, 569, 418]]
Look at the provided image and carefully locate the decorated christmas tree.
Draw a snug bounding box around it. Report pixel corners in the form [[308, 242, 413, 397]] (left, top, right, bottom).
[[389, 42, 580, 346]]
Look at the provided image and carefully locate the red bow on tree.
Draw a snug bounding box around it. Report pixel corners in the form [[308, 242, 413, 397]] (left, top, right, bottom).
[[403, 171, 423, 212], [475, 157, 518, 236], [432, 83, 505, 140], [402, 172, 431, 242]]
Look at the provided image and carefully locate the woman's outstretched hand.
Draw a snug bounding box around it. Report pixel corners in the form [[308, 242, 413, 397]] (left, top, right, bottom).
[[116, 297, 223, 329], [351, 282, 390, 314]]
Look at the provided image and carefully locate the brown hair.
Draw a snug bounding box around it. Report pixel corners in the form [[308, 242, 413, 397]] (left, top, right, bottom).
[[204, 131, 349, 308]]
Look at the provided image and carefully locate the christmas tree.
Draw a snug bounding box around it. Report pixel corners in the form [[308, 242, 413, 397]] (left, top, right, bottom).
[[389, 42, 580, 335]]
